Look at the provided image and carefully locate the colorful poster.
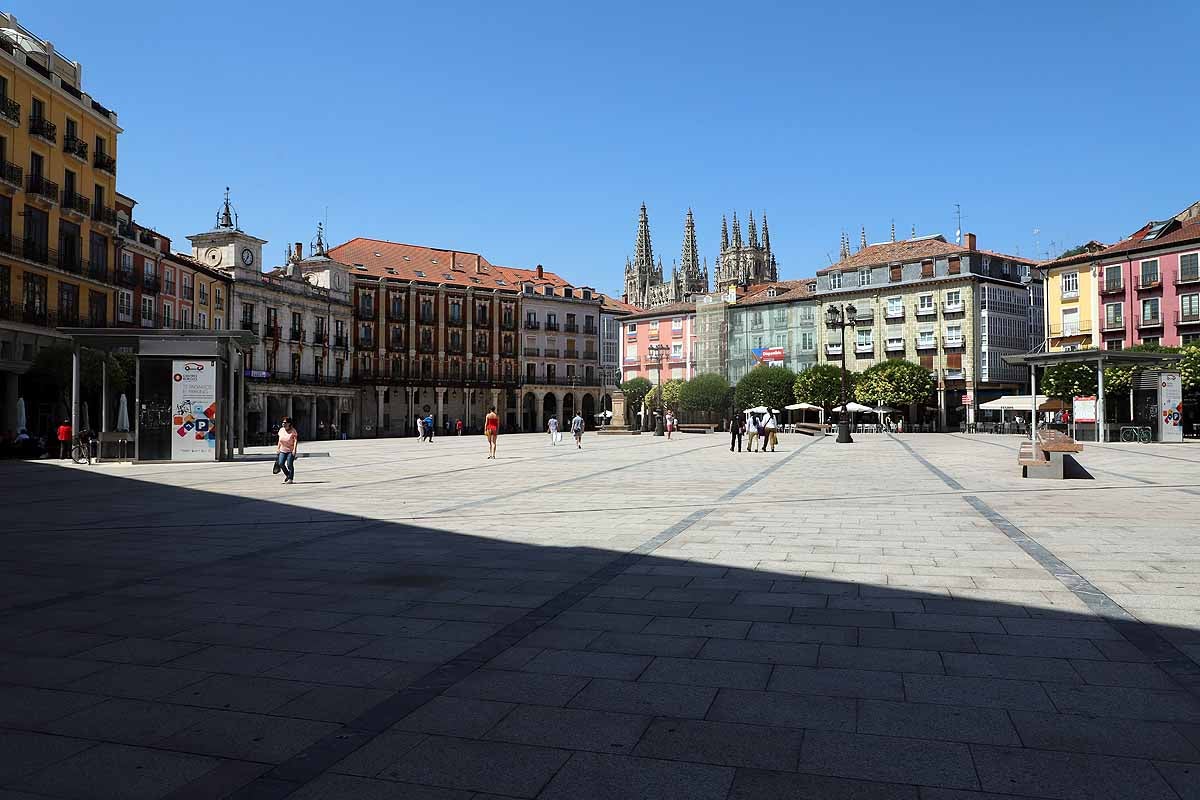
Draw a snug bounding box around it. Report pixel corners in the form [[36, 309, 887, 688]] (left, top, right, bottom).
[[1072, 396, 1097, 423], [751, 347, 786, 366], [171, 359, 218, 461], [1159, 371, 1183, 443]]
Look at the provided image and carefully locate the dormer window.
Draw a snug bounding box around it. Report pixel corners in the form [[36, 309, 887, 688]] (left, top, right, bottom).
[[524, 284, 534, 295], [582, 289, 591, 300], [543, 285, 554, 296], [563, 287, 574, 299], [415, 270, 425, 277], [767, 287, 778, 297]]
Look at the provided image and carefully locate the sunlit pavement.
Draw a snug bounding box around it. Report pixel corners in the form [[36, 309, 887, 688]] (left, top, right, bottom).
[[2, 431, 1199, 799]]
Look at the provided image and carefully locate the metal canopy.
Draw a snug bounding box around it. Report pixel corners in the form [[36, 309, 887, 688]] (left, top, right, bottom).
[[1003, 350, 1182, 368], [57, 328, 259, 353]]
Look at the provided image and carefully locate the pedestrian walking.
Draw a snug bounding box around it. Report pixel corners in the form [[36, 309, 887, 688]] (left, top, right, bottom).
[[547, 416, 560, 445], [275, 417, 298, 484], [424, 413, 435, 442], [455, 418, 464, 436], [484, 406, 500, 459], [665, 411, 676, 440], [56, 419, 71, 459], [746, 413, 759, 452], [729, 413, 744, 452], [415, 415, 425, 441], [763, 410, 778, 452], [571, 412, 585, 449]]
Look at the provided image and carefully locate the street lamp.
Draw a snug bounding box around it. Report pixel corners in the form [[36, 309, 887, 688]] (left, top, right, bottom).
[[825, 303, 857, 444], [647, 343, 669, 436]]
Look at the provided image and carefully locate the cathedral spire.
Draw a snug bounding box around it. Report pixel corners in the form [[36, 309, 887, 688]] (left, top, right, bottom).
[[891, 219, 896, 243], [679, 208, 706, 294], [732, 212, 743, 248], [860, 226, 867, 250], [761, 213, 771, 254], [748, 211, 759, 249], [634, 202, 654, 270], [721, 215, 729, 250], [840, 231, 850, 260]]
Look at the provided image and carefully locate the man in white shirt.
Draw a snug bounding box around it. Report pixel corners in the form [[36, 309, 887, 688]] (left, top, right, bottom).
[[763, 411, 778, 452], [547, 416, 560, 445]]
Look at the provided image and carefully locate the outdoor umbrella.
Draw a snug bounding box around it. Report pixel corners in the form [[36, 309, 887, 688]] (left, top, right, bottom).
[[873, 405, 896, 427], [833, 402, 872, 413], [117, 394, 130, 432], [1038, 398, 1067, 412], [81, 401, 90, 434], [16, 397, 25, 432], [744, 406, 769, 414]]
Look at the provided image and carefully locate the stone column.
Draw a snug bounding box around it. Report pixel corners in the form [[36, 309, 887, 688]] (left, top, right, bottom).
[[535, 390, 546, 431], [287, 396, 294, 421], [435, 387, 446, 432], [406, 386, 415, 436], [259, 395, 269, 433], [309, 396, 318, 440], [2, 371, 17, 433], [375, 386, 385, 436], [937, 379, 947, 431]]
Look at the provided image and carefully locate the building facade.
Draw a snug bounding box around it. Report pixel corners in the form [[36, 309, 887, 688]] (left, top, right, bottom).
[[714, 211, 777, 290], [518, 269, 604, 431], [813, 233, 1040, 428], [622, 204, 708, 308], [598, 293, 637, 397], [1093, 201, 1200, 350], [620, 302, 698, 386], [1040, 241, 1105, 352], [725, 281, 817, 384], [0, 14, 121, 431]]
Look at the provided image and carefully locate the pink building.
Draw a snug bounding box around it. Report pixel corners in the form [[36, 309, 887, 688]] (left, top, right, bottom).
[[1097, 201, 1200, 350], [620, 302, 697, 385]]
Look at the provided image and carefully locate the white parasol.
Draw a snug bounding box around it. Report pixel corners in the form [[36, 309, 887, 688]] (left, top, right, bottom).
[[117, 394, 131, 432]]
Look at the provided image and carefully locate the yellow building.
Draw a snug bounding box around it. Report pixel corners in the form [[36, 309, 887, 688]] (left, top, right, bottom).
[[1041, 241, 1105, 352], [0, 12, 122, 430]]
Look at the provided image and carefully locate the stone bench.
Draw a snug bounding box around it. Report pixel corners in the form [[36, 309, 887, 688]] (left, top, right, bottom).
[[1019, 430, 1087, 479]]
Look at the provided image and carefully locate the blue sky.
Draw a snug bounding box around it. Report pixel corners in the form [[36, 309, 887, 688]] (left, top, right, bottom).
[[22, 0, 1200, 296]]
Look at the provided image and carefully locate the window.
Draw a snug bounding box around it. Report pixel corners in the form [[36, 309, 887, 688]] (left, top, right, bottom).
[[671, 343, 683, 359], [917, 294, 934, 312], [886, 297, 903, 318], [1142, 298, 1160, 324], [1061, 271, 1078, 297], [800, 331, 815, 350], [1104, 265, 1122, 290], [626, 322, 636, 336], [944, 290, 962, 309], [31, 96, 45, 123], [885, 328, 904, 350], [198, 311, 208, 328], [945, 324, 963, 345], [626, 343, 638, 360], [1183, 333, 1200, 345], [120, 252, 133, 272], [198, 283, 209, 305], [1140, 259, 1159, 287], [1060, 307, 1079, 336], [214, 287, 223, 310], [215, 316, 223, 330], [1106, 340, 1124, 351], [859, 270, 871, 287], [140, 296, 154, 327], [921, 260, 934, 278], [181, 306, 192, 327], [1142, 336, 1160, 346], [1181, 253, 1199, 282], [648, 320, 658, 336], [117, 290, 132, 321], [162, 268, 175, 296], [829, 272, 841, 289], [671, 317, 683, 331], [856, 329, 873, 348], [162, 303, 173, 327], [1181, 294, 1200, 322], [1104, 302, 1123, 329], [917, 328, 935, 348]]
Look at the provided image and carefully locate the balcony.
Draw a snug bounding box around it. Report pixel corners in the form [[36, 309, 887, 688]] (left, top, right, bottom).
[[63, 134, 88, 160], [475, 315, 490, 327], [86, 260, 109, 282], [941, 300, 964, 313], [914, 304, 937, 317], [446, 316, 465, 327], [0, 160, 21, 189], [855, 342, 874, 354], [1048, 320, 1093, 337], [825, 343, 843, 356], [334, 335, 348, 349], [944, 369, 965, 381], [240, 320, 259, 335], [853, 310, 875, 325], [94, 151, 117, 174], [387, 305, 406, 322], [1101, 317, 1125, 332], [289, 327, 305, 342], [1137, 275, 1161, 291], [61, 190, 91, 218], [915, 338, 937, 350], [942, 335, 965, 348], [524, 320, 541, 330], [1176, 271, 1200, 287], [564, 323, 579, 333], [545, 322, 560, 332], [17, 237, 52, 265], [885, 340, 905, 352], [142, 276, 161, 294], [1060, 289, 1079, 301], [565, 349, 580, 359], [264, 324, 282, 340], [312, 330, 327, 345], [884, 308, 905, 321], [543, 348, 560, 358], [388, 337, 406, 351], [0, 95, 18, 125], [1136, 313, 1163, 329], [25, 174, 58, 203], [58, 253, 83, 275], [584, 325, 597, 335], [418, 314, 435, 325], [162, 281, 175, 296], [92, 205, 118, 230], [29, 116, 57, 143], [1176, 310, 1200, 326], [417, 343, 435, 355], [138, 231, 157, 247], [179, 284, 194, 301], [1100, 278, 1124, 295]]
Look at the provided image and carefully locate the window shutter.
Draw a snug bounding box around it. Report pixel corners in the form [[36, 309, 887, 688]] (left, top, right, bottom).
[[890, 266, 902, 282], [946, 353, 963, 369], [921, 260, 934, 278]]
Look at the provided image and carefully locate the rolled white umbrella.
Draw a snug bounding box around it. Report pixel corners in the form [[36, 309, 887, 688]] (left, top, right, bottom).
[[117, 394, 131, 432], [16, 397, 26, 431]]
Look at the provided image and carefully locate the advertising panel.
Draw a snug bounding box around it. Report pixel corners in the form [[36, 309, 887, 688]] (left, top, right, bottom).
[[751, 347, 786, 366], [1072, 395, 1097, 423], [171, 359, 218, 461], [1159, 371, 1183, 443]]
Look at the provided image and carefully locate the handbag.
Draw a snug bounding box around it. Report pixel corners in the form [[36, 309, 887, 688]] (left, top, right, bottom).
[[272, 457, 281, 475]]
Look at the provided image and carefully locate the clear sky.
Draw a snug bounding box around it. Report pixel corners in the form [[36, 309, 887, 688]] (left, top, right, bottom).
[[20, 0, 1200, 296]]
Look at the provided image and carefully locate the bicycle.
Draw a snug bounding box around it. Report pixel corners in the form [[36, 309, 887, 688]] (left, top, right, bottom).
[[1119, 425, 1152, 444], [70, 432, 96, 464]]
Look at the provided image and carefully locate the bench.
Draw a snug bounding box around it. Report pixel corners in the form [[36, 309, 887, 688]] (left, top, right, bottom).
[[1018, 430, 1087, 479], [677, 423, 718, 434], [793, 423, 831, 437]]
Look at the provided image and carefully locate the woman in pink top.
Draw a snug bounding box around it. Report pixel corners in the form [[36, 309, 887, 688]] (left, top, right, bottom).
[[276, 417, 299, 484]]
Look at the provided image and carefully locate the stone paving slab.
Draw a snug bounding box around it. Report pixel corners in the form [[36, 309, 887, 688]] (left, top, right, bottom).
[[2, 433, 1200, 798]]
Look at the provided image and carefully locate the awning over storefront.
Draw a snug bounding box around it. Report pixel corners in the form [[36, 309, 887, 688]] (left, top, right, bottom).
[[980, 395, 1046, 411]]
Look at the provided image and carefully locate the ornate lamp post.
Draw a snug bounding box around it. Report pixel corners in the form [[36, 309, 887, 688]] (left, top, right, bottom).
[[647, 343, 669, 436], [825, 303, 857, 444]]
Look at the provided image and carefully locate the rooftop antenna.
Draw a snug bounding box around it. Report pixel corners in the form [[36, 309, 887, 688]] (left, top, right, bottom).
[[1033, 228, 1041, 261], [954, 203, 963, 244]]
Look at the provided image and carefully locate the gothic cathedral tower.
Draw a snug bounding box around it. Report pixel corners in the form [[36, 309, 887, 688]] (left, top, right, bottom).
[[622, 204, 709, 308], [715, 211, 776, 290]]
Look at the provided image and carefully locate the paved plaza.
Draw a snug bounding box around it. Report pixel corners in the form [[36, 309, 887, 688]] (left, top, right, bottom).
[[2, 432, 1200, 799]]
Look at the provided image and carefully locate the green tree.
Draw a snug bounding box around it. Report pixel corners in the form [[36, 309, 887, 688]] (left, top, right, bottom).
[[793, 363, 850, 417], [660, 379, 684, 414], [1180, 344, 1200, 391], [734, 366, 796, 412], [1040, 362, 1098, 400], [679, 373, 730, 421], [619, 377, 652, 429], [1102, 343, 1176, 395], [854, 359, 935, 409]]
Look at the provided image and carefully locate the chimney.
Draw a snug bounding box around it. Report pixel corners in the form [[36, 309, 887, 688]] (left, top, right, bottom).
[[964, 232, 977, 251], [475, 254, 482, 274], [536, 264, 544, 279], [294, 242, 303, 261]]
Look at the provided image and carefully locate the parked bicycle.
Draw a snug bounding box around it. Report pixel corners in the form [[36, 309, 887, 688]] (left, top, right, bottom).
[[70, 430, 97, 464], [1119, 425, 1153, 444]]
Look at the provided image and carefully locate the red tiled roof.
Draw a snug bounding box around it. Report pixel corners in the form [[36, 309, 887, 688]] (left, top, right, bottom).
[[166, 252, 232, 283], [597, 293, 640, 314], [622, 301, 697, 321], [736, 279, 813, 307], [816, 237, 1035, 274], [1097, 216, 1200, 261], [1039, 241, 1109, 269]]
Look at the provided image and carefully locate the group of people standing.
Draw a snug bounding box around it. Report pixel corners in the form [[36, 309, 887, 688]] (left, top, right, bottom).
[[729, 410, 779, 453], [546, 413, 587, 449]]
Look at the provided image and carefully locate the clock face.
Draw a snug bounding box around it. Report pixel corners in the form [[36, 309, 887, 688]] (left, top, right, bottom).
[[241, 248, 255, 266]]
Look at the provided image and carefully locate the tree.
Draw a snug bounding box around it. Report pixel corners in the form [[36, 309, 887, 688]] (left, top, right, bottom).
[[679, 373, 730, 421], [1102, 343, 1176, 395], [23, 344, 133, 429], [854, 359, 935, 409], [734, 366, 796, 412], [619, 377, 651, 429], [1040, 361, 1097, 400], [793, 363, 849, 417], [660, 379, 684, 413], [1180, 344, 1200, 392]]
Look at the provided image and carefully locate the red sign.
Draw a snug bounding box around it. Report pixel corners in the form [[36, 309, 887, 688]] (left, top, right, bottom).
[[961, 393, 973, 404]]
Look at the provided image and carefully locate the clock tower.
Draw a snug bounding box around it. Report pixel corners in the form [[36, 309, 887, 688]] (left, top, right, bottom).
[[186, 187, 267, 280]]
